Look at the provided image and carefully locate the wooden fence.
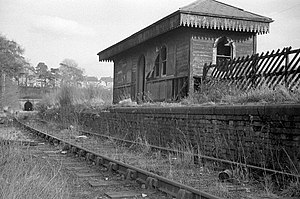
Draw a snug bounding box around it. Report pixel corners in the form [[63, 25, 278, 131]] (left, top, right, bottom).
[[203, 47, 300, 90]]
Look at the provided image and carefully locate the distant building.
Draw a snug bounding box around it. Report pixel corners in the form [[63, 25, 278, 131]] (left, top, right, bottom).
[[83, 76, 99, 87], [100, 76, 113, 88], [50, 68, 60, 88], [18, 66, 36, 87], [97, 0, 273, 103]]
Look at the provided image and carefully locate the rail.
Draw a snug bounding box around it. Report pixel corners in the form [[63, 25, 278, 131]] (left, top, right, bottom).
[[37, 118, 300, 180], [16, 118, 222, 199]]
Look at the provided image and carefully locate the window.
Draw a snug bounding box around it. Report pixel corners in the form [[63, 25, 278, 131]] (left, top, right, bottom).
[[146, 45, 168, 80], [155, 55, 160, 77], [161, 46, 167, 76], [213, 37, 235, 65]]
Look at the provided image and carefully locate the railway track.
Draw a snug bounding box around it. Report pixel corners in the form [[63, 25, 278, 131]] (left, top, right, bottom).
[[37, 119, 300, 180], [16, 118, 223, 199]]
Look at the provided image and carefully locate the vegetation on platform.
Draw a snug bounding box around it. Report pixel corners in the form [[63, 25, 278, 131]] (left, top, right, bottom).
[[113, 82, 300, 107], [36, 80, 300, 114], [182, 82, 300, 105]]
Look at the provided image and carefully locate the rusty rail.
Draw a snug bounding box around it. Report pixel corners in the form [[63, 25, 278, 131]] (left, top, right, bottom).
[[16, 119, 222, 199], [37, 118, 300, 180]]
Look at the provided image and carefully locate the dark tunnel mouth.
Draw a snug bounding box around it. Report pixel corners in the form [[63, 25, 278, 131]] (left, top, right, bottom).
[[24, 101, 33, 111]]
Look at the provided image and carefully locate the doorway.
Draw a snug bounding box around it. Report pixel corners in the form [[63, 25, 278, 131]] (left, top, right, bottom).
[[136, 55, 145, 101]]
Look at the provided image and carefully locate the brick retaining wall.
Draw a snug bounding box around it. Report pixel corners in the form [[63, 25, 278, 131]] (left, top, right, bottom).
[[45, 104, 300, 172]]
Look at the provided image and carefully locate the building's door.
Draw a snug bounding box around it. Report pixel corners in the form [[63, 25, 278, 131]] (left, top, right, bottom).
[[137, 55, 145, 101]]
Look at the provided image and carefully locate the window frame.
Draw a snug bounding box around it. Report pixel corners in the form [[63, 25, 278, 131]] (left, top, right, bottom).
[[161, 45, 167, 76], [154, 54, 160, 77], [212, 37, 236, 65]]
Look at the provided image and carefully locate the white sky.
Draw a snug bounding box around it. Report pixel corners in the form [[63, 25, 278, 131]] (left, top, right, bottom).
[[0, 0, 300, 78]]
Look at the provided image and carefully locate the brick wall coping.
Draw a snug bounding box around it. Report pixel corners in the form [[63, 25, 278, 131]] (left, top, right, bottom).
[[108, 104, 300, 117]]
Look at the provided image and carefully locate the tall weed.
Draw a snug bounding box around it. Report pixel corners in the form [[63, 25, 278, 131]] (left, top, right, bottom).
[[0, 140, 69, 199]]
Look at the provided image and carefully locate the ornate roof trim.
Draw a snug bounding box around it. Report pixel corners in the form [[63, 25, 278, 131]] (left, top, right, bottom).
[[180, 13, 270, 34]]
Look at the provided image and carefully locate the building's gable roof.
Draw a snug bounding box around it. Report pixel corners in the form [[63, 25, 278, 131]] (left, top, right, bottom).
[[100, 76, 113, 82], [98, 0, 273, 61], [85, 76, 98, 82], [180, 0, 272, 22]]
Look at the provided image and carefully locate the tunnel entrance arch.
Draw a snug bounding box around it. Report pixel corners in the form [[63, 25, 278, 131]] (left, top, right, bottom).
[[24, 100, 33, 111]]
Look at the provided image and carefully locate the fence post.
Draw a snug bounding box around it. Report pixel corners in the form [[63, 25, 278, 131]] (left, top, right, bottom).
[[202, 63, 208, 81], [284, 47, 290, 88]]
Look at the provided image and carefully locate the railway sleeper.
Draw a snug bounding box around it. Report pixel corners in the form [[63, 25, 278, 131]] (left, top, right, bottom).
[[78, 149, 86, 157], [108, 162, 119, 172], [62, 143, 70, 151], [95, 156, 104, 166], [85, 152, 94, 162], [48, 137, 54, 142], [145, 177, 158, 190], [70, 146, 77, 154], [125, 169, 137, 180], [177, 189, 193, 199], [52, 139, 59, 146]]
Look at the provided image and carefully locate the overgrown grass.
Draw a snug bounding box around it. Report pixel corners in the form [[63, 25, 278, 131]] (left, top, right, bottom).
[[36, 80, 300, 111], [36, 84, 112, 126], [37, 84, 112, 109], [182, 82, 300, 105], [0, 140, 69, 199]]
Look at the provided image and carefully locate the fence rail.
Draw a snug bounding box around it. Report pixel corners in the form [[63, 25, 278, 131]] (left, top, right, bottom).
[[204, 47, 300, 90]]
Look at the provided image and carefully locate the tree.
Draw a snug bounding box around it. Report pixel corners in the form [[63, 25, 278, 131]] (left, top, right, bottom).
[[35, 62, 49, 87], [59, 59, 84, 86], [0, 34, 28, 78], [0, 34, 28, 108], [36, 62, 48, 75]]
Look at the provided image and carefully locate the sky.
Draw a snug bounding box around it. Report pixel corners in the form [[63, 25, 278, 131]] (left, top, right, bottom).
[[0, 0, 300, 78]]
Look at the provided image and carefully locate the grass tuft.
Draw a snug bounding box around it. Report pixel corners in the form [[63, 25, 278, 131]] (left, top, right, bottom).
[[0, 139, 69, 199], [183, 82, 300, 105]]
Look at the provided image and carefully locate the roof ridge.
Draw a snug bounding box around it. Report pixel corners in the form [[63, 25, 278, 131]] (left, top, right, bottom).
[[213, 0, 272, 20], [179, 0, 273, 22], [179, 0, 244, 11]]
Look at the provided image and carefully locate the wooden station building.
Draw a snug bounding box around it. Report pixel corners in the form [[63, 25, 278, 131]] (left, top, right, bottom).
[[97, 0, 273, 103]]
